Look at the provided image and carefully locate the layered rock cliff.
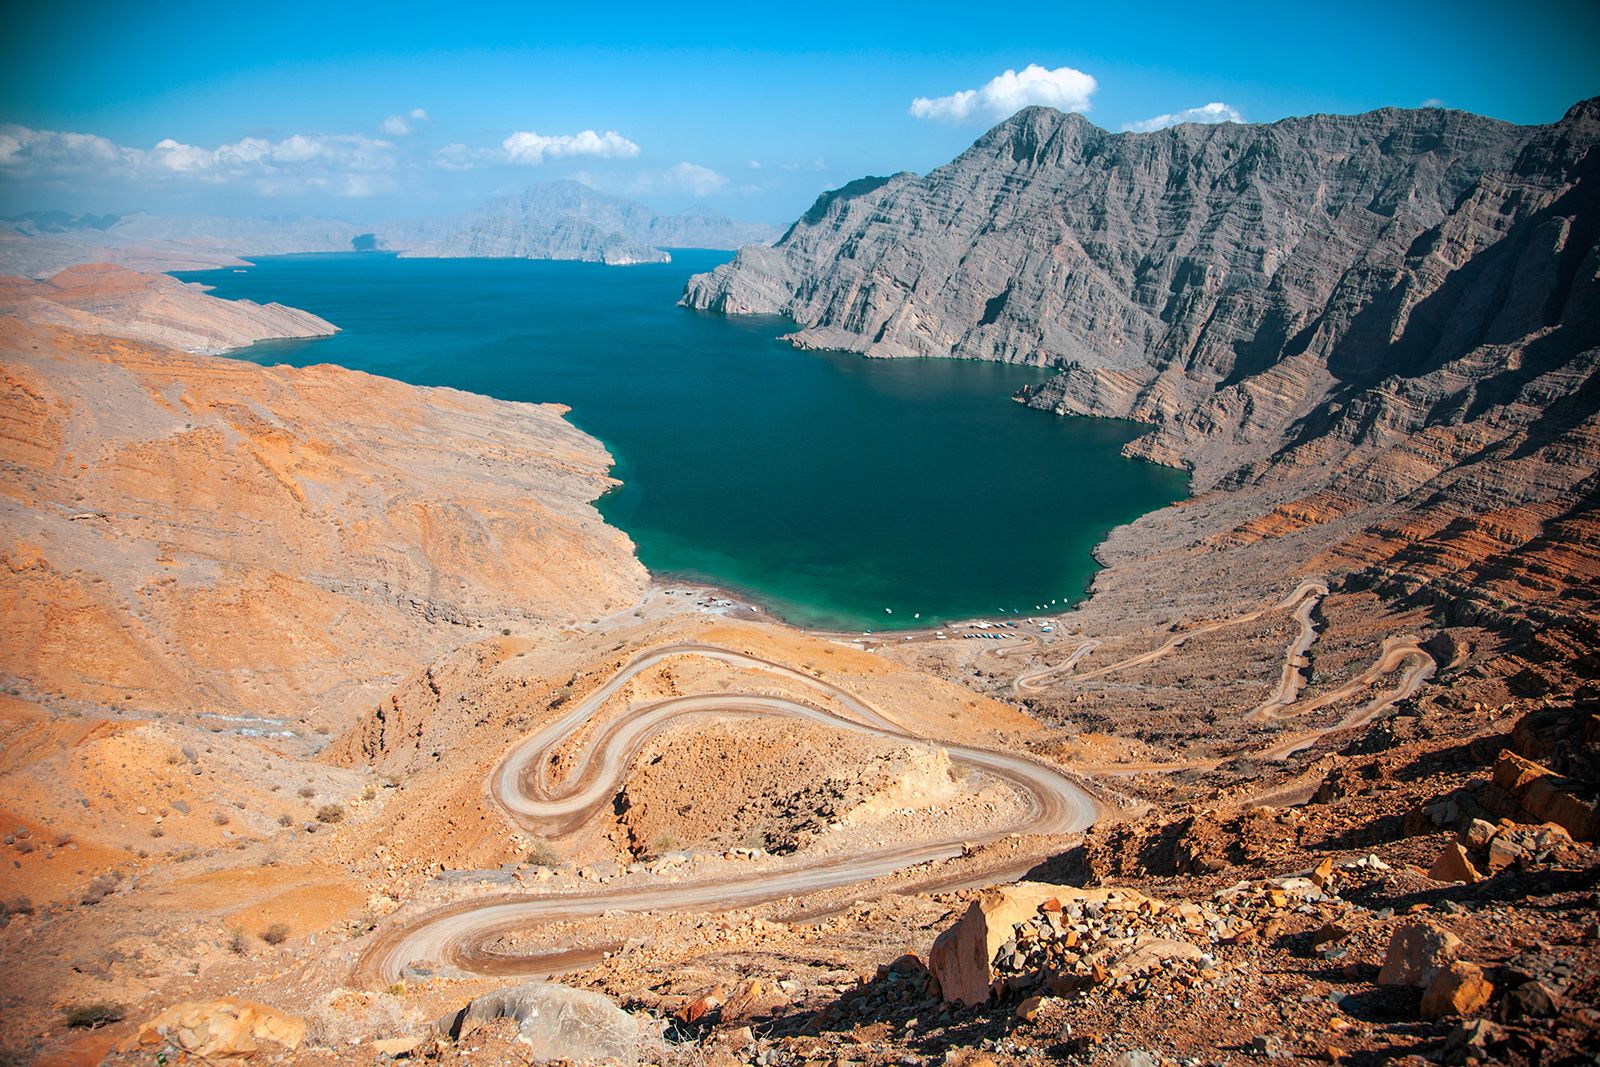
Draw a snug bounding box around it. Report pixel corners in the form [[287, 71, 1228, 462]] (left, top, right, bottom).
[[685, 100, 1600, 681], [0, 263, 337, 353]]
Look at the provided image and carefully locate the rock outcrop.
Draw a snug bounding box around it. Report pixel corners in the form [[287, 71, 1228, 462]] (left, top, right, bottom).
[[0, 263, 336, 353]]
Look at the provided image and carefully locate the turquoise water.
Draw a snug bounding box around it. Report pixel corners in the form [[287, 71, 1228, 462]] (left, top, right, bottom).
[[177, 252, 1186, 631]]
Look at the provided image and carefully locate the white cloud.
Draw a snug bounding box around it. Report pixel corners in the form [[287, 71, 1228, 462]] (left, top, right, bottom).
[[780, 159, 828, 172], [501, 129, 640, 165], [382, 108, 432, 135], [748, 159, 762, 169], [1420, 98, 1445, 109], [0, 123, 397, 196], [0, 125, 139, 175], [1122, 101, 1244, 133], [631, 161, 729, 197], [910, 64, 1097, 123]]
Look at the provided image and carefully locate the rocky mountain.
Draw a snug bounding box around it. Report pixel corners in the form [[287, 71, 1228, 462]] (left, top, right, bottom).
[[686, 100, 1597, 464], [686, 99, 1600, 687], [0, 263, 337, 353], [382, 180, 780, 265]]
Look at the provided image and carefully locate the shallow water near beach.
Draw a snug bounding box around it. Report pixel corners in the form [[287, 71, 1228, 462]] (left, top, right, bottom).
[[180, 251, 1186, 630]]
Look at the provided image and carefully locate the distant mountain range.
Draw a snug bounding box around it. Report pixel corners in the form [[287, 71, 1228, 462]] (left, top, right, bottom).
[[0, 182, 779, 276], [380, 181, 779, 265]]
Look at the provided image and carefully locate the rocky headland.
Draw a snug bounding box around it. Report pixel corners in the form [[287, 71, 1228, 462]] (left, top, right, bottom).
[[0, 263, 337, 353]]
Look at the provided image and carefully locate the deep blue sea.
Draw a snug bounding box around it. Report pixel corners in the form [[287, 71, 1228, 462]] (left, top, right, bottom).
[[177, 251, 1187, 631]]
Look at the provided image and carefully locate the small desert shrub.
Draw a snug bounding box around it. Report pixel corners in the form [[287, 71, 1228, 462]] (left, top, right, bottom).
[[63, 1003, 123, 1029], [81, 874, 118, 905], [501, 628, 511, 636], [228, 928, 249, 954], [277, 813, 293, 827], [526, 841, 561, 867], [297, 785, 316, 799], [213, 812, 230, 826], [149, 826, 165, 838], [361, 785, 376, 801], [260, 922, 290, 945], [315, 804, 345, 824]]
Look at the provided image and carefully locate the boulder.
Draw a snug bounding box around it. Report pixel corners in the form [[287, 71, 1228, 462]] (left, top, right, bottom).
[[371, 1034, 424, 1057], [436, 982, 661, 1064], [1421, 962, 1494, 1020], [1377, 922, 1462, 988], [1427, 843, 1482, 884], [1501, 979, 1563, 1019], [1442, 1019, 1504, 1066], [929, 882, 1158, 1005], [1486, 835, 1522, 872], [125, 998, 305, 1061], [1490, 752, 1600, 841]]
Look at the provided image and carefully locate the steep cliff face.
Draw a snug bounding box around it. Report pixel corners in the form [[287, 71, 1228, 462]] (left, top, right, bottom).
[[684, 99, 1599, 477], [686, 101, 1600, 681]]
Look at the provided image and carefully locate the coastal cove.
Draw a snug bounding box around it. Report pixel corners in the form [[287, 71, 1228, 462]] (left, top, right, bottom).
[[178, 251, 1187, 630]]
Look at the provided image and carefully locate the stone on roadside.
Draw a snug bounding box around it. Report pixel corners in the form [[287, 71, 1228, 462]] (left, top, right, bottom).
[[1428, 843, 1482, 884], [371, 1034, 424, 1057], [1421, 962, 1493, 1020], [1377, 922, 1462, 988], [928, 882, 1158, 1004], [122, 998, 305, 1060], [436, 981, 662, 1065], [1486, 835, 1522, 872]]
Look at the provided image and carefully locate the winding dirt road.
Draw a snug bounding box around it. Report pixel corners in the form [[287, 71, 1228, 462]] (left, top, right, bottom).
[[1262, 637, 1436, 760], [1014, 581, 1328, 694], [356, 644, 1097, 987]]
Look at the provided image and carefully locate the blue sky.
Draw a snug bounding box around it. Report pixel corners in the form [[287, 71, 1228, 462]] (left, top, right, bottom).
[[2, 0, 1596, 224]]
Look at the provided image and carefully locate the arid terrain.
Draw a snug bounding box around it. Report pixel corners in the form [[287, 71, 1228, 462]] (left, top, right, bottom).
[[2, 100, 1597, 1067]]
